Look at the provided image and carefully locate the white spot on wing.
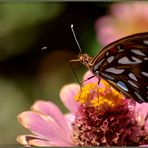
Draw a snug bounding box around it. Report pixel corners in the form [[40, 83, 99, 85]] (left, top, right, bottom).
[[141, 72, 148, 77], [128, 73, 138, 81], [118, 56, 142, 64], [132, 56, 142, 63], [107, 56, 114, 63], [128, 80, 139, 88], [101, 72, 115, 80], [93, 59, 104, 71], [144, 57, 148, 60], [117, 45, 125, 52], [106, 52, 109, 56], [117, 81, 128, 92], [134, 91, 144, 102], [118, 49, 125, 52], [143, 40, 148, 45], [131, 49, 146, 56], [105, 67, 124, 74]]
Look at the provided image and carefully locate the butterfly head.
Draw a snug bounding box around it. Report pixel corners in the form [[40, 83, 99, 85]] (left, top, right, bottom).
[[78, 53, 93, 69]]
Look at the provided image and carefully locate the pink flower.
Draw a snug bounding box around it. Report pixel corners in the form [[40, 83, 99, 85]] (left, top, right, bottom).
[[17, 71, 148, 146], [17, 84, 80, 147], [95, 2, 148, 46]]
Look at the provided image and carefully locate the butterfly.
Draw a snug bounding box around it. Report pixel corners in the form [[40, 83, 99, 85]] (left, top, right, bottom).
[[71, 25, 148, 103]]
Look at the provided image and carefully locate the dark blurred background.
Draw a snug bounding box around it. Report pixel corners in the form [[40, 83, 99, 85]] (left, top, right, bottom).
[[0, 2, 112, 144]]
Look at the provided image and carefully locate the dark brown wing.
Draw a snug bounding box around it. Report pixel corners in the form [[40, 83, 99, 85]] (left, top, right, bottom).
[[91, 32, 148, 103]]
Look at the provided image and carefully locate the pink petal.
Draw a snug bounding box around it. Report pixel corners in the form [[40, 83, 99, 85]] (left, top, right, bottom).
[[95, 16, 121, 46], [17, 135, 33, 147], [111, 3, 134, 22], [28, 139, 54, 147], [83, 71, 98, 84], [139, 145, 148, 147], [135, 102, 148, 130], [135, 102, 148, 119], [17, 135, 53, 147], [17, 111, 73, 146], [60, 83, 79, 114], [31, 100, 70, 136], [83, 71, 106, 89], [64, 113, 75, 131]]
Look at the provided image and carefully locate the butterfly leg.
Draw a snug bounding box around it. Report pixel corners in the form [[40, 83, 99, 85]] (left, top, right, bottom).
[[97, 78, 100, 97], [97, 77, 100, 85], [80, 75, 95, 85]]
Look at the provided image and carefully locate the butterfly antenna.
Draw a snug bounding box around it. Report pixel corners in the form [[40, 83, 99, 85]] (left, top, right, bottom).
[[71, 24, 82, 54]]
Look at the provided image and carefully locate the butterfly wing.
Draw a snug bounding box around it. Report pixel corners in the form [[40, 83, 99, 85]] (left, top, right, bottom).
[[91, 32, 148, 103]]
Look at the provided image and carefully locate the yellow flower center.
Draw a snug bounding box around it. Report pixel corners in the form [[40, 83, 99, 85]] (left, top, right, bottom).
[[74, 79, 125, 109]]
